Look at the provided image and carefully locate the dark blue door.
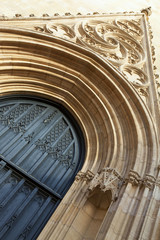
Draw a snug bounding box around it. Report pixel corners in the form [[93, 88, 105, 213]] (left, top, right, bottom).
[[0, 97, 84, 239]]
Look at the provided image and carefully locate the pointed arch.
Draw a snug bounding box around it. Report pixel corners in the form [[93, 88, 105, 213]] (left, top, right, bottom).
[[0, 27, 158, 177]]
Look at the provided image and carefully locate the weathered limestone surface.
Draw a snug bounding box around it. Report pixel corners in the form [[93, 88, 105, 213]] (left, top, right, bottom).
[[0, 6, 160, 240]]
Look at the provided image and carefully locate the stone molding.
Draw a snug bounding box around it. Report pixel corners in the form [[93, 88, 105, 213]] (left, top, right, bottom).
[[0, 25, 158, 177], [0, 17, 159, 239], [75, 170, 94, 182], [128, 170, 157, 189], [0, 11, 149, 19], [144, 174, 156, 189], [75, 167, 159, 202], [0, 11, 159, 115], [88, 167, 123, 201], [76, 168, 158, 191], [34, 15, 149, 98], [128, 169, 142, 186], [75, 168, 124, 201], [76, 168, 158, 190]]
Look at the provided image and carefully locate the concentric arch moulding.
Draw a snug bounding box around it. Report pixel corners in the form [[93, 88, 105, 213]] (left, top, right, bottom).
[[0, 11, 159, 117]]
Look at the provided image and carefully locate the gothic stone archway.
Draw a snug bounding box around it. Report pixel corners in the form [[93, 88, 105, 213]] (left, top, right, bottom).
[[0, 12, 159, 239]]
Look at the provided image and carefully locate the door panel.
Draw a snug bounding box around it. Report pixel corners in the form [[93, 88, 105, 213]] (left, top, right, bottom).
[[0, 99, 81, 194], [0, 160, 59, 240], [0, 97, 84, 240]]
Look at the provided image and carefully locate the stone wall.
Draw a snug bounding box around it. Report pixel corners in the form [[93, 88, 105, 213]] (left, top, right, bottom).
[[1, 0, 160, 76]]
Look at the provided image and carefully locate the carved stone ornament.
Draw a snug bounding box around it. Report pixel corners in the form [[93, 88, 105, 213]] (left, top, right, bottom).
[[128, 170, 142, 186], [128, 170, 156, 189], [141, 7, 152, 17], [43, 19, 149, 92], [75, 170, 94, 182], [144, 174, 156, 189], [88, 168, 123, 201], [36, 16, 150, 99], [0, 12, 157, 108]]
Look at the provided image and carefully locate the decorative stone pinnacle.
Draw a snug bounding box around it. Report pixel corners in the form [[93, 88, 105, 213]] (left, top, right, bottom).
[[141, 7, 152, 17]]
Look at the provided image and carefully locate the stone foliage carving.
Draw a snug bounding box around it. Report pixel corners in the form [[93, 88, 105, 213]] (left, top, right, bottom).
[[128, 170, 156, 189], [88, 168, 123, 201], [34, 17, 149, 97], [75, 170, 94, 182], [144, 174, 156, 189], [128, 169, 142, 186], [76, 168, 159, 198], [0, 13, 156, 108]]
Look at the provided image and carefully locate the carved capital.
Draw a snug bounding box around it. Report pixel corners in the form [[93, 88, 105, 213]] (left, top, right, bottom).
[[89, 167, 123, 201], [85, 170, 95, 181], [128, 171, 156, 189], [128, 170, 142, 186], [144, 174, 156, 189], [75, 171, 86, 181], [75, 170, 94, 182]]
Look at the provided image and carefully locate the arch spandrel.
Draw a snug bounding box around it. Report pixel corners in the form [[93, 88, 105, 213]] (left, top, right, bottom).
[[0, 27, 158, 180]]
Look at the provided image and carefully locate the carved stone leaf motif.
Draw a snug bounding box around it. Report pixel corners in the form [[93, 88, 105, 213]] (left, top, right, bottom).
[[128, 170, 142, 185], [89, 168, 123, 201], [35, 18, 148, 96], [75, 170, 94, 182], [144, 174, 156, 189], [122, 65, 149, 90], [128, 170, 156, 189], [76, 19, 144, 66], [156, 176, 160, 186], [115, 19, 143, 39], [45, 23, 75, 40], [75, 20, 148, 93]]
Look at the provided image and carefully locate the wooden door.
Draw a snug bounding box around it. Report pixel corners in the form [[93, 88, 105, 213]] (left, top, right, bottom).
[[0, 97, 84, 239]]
